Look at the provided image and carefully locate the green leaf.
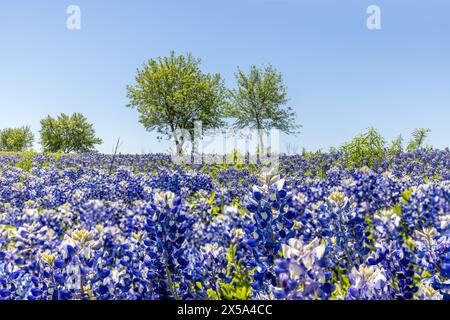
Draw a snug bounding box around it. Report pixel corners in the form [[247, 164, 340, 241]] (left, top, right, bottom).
[[401, 188, 413, 203]]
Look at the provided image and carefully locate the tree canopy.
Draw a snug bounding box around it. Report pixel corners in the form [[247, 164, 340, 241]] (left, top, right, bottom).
[[227, 64, 300, 150], [0, 126, 34, 152], [40, 113, 103, 153], [126, 52, 228, 155]]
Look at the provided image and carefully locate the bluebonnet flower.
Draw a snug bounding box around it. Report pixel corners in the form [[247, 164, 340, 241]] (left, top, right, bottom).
[[0, 151, 449, 300], [346, 265, 387, 299], [271, 237, 333, 299]]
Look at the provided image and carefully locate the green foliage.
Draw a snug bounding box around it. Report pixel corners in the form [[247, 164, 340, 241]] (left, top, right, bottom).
[[226, 148, 245, 165], [392, 187, 415, 238], [388, 134, 404, 156], [328, 146, 338, 154], [40, 113, 103, 153], [227, 64, 300, 151], [400, 187, 414, 204], [340, 127, 386, 168], [217, 244, 252, 300], [14, 151, 36, 172], [339, 127, 432, 169], [392, 203, 402, 217], [331, 267, 351, 299], [0, 126, 34, 152], [127, 51, 228, 155], [52, 152, 63, 164], [407, 128, 431, 152]]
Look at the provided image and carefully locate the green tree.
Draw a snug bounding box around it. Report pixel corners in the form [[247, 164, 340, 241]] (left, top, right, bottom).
[[0, 126, 34, 152], [40, 113, 103, 153], [227, 64, 300, 152], [126, 52, 228, 155], [407, 128, 431, 152]]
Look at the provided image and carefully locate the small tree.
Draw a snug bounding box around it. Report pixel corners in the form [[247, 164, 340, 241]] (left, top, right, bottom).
[[40, 113, 103, 153], [228, 64, 300, 153], [127, 52, 228, 155], [407, 128, 431, 152], [0, 126, 34, 152]]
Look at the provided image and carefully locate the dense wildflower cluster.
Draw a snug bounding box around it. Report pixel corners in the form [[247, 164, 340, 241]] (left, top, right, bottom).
[[0, 150, 449, 300]]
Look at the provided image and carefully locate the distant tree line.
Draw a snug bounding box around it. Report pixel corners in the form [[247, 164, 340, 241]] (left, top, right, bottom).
[[0, 113, 102, 153], [1, 52, 436, 156], [3, 51, 300, 155]]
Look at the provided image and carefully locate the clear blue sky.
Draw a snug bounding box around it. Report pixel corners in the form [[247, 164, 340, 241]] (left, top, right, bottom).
[[1, 0, 449, 154]]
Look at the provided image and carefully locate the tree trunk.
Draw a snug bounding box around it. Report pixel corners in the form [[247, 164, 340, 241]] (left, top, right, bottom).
[[258, 129, 265, 156], [174, 138, 184, 156]]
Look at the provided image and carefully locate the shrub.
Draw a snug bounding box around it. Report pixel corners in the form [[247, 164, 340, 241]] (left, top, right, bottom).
[[407, 128, 431, 152], [340, 127, 385, 169]]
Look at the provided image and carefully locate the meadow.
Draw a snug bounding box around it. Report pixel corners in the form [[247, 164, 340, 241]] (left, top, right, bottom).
[[0, 150, 449, 300]]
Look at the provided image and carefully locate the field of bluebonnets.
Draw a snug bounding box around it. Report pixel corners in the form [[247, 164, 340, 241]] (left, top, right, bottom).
[[0, 149, 449, 300]]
